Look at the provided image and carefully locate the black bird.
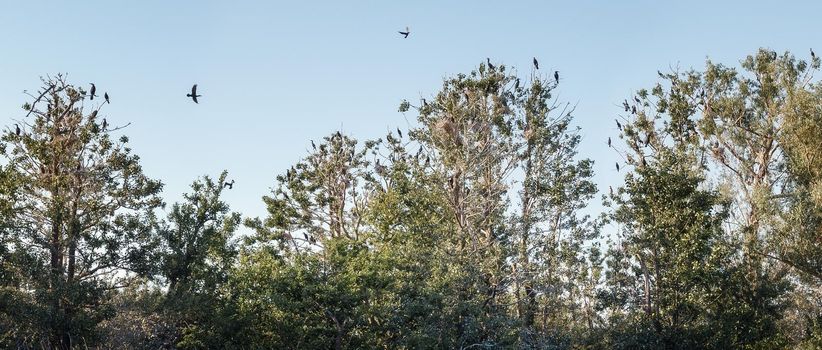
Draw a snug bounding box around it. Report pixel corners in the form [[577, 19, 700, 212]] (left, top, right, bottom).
[[634, 96, 640, 104], [15, 124, 20, 136], [187, 84, 201, 103], [812, 48, 817, 60], [616, 119, 622, 130], [397, 128, 402, 138], [487, 58, 495, 70], [616, 162, 620, 172], [607, 137, 612, 148], [224, 179, 235, 189], [303, 232, 309, 241], [102, 118, 108, 130], [421, 98, 428, 107], [631, 105, 637, 114], [623, 100, 630, 112], [515, 78, 520, 90], [554, 71, 559, 82], [398, 26, 410, 38], [104, 92, 110, 104], [89, 83, 97, 100], [533, 57, 539, 70], [609, 186, 614, 196], [311, 140, 316, 149]]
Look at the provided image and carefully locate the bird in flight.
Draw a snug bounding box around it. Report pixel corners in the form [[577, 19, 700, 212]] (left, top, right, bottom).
[[224, 179, 235, 189], [89, 83, 97, 100], [533, 57, 539, 70], [104, 92, 110, 104], [398, 26, 410, 38], [554, 71, 559, 83], [187, 84, 201, 103]]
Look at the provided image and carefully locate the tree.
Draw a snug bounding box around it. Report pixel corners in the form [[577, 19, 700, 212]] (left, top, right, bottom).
[[0, 75, 163, 348]]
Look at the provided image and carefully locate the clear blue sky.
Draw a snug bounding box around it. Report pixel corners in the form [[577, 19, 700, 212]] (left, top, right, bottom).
[[1, 1, 819, 222]]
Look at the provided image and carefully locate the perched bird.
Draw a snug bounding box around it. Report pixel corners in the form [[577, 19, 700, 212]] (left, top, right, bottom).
[[634, 96, 640, 104], [421, 98, 428, 107], [15, 124, 21, 136], [533, 57, 539, 70], [607, 137, 612, 148], [615, 119, 622, 130], [89, 83, 97, 100], [515, 78, 520, 90], [812, 48, 817, 60], [303, 232, 309, 241], [554, 71, 559, 83], [187, 84, 201, 103], [623, 100, 630, 112], [102, 118, 108, 130], [311, 140, 316, 149], [616, 162, 620, 172], [609, 186, 614, 196], [487, 58, 495, 70], [631, 105, 637, 114], [224, 179, 235, 189], [397, 128, 402, 138], [398, 26, 410, 38], [104, 92, 110, 104]]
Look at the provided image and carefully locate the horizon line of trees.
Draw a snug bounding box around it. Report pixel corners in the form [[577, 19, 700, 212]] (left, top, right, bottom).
[[0, 48, 820, 349]]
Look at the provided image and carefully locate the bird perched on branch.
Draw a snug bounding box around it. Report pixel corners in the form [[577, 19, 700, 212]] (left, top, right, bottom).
[[104, 92, 110, 104], [554, 71, 559, 83], [89, 83, 97, 100], [487, 58, 495, 70], [15, 124, 21, 136], [187, 84, 201, 103]]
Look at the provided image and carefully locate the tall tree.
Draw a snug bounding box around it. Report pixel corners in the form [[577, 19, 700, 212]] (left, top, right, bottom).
[[0, 76, 163, 348]]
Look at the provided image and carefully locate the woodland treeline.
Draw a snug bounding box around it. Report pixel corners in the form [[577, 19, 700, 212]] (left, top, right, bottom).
[[0, 48, 820, 349]]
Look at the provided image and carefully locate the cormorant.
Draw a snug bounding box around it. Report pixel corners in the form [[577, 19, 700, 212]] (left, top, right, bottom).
[[187, 84, 201, 103], [533, 57, 539, 70], [104, 92, 110, 104], [398, 26, 410, 38], [89, 83, 97, 100], [224, 179, 235, 189]]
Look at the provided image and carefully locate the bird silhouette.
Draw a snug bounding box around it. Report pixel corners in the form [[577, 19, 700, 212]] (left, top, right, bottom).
[[224, 179, 235, 189], [398, 26, 410, 38], [634, 96, 640, 104], [616, 120, 622, 130], [104, 92, 110, 104], [812, 48, 817, 60], [187, 84, 201, 103], [554, 71, 559, 82], [616, 162, 620, 172], [89, 83, 97, 100], [623, 100, 630, 112], [311, 140, 316, 149], [397, 128, 402, 138], [15, 124, 20, 136], [487, 58, 495, 70], [533, 57, 539, 70], [607, 137, 612, 148], [631, 105, 637, 114], [515, 78, 520, 90], [102, 118, 108, 130]]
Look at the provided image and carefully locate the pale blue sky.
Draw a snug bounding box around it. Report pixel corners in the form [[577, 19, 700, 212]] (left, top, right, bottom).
[[1, 1, 818, 221]]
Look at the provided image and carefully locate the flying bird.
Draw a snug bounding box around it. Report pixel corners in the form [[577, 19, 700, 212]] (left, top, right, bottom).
[[104, 92, 110, 104], [15, 124, 20, 136], [533, 57, 539, 70], [89, 83, 97, 100], [554, 71, 559, 82], [187, 84, 201, 103], [224, 179, 235, 189], [398, 26, 410, 38]]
